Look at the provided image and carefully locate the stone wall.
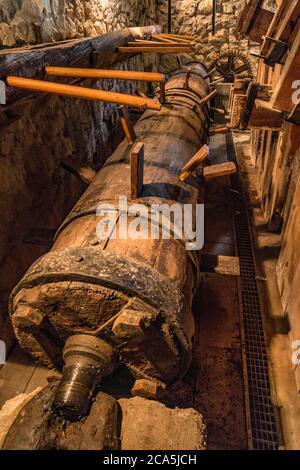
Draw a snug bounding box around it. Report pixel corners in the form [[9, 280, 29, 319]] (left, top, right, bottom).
[[156, 0, 257, 70], [0, 0, 156, 48]]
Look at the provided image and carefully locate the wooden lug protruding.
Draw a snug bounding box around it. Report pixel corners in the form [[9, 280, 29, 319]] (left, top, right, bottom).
[[118, 106, 137, 145], [203, 162, 237, 180], [209, 126, 230, 136], [130, 142, 144, 199], [179, 144, 209, 182], [199, 89, 217, 107]]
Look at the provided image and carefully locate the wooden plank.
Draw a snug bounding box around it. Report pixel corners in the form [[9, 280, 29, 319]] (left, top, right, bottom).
[[127, 41, 191, 47], [130, 142, 144, 199], [203, 162, 237, 179], [236, 0, 274, 44], [179, 145, 209, 182], [118, 106, 137, 145], [118, 46, 194, 54], [261, 0, 300, 57], [249, 99, 283, 130], [270, 27, 300, 112], [230, 94, 247, 129], [240, 82, 259, 130]]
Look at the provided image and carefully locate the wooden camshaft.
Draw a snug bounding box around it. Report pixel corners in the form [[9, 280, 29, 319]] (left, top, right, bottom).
[[9, 62, 211, 418]]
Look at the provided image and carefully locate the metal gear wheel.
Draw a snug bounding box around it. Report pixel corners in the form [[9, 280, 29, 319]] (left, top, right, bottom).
[[211, 49, 253, 83]]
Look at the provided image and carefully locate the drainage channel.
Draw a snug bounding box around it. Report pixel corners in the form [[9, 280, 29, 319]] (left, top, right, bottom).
[[226, 131, 280, 450]]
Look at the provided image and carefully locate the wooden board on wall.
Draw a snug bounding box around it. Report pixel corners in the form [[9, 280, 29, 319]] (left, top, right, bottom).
[[277, 171, 300, 316], [270, 27, 300, 112]]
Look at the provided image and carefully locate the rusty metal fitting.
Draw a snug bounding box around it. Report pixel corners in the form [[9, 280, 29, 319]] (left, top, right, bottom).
[[52, 334, 115, 421]]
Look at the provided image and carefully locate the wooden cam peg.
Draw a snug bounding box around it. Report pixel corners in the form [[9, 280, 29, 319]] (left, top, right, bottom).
[[204, 67, 217, 80], [179, 144, 209, 182], [118, 106, 136, 145], [199, 89, 217, 107], [184, 68, 192, 90], [209, 126, 230, 136], [130, 142, 144, 199], [211, 107, 225, 115], [61, 156, 96, 185], [210, 77, 225, 86], [203, 162, 237, 180]]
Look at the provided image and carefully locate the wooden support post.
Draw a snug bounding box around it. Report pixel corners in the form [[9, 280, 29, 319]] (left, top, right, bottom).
[[199, 89, 217, 107], [118, 106, 136, 145], [130, 142, 144, 199], [209, 126, 230, 136], [203, 162, 237, 179], [179, 145, 209, 182]]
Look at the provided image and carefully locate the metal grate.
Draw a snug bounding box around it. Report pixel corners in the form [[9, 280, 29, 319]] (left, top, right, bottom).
[[226, 132, 279, 450]]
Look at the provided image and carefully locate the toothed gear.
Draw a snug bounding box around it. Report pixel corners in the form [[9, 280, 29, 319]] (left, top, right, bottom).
[[210, 49, 253, 83]]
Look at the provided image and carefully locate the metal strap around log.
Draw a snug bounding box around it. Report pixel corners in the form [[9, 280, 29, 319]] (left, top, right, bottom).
[[10, 248, 193, 379], [137, 109, 208, 142], [10, 248, 184, 318]]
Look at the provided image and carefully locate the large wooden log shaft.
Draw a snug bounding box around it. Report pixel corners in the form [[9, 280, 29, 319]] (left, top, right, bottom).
[[10, 62, 210, 389]]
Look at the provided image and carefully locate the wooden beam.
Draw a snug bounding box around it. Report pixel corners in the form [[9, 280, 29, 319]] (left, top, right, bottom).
[[118, 46, 194, 54], [151, 35, 177, 44], [179, 145, 209, 182], [127, 41, 191, 47], [6, 76, 161, 110], [130, 142, 144, 199], [45, 67, 165, 83], [203, 162, 237, 179], [118, 106, 137, 144], [0, 25, 162, 107]]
